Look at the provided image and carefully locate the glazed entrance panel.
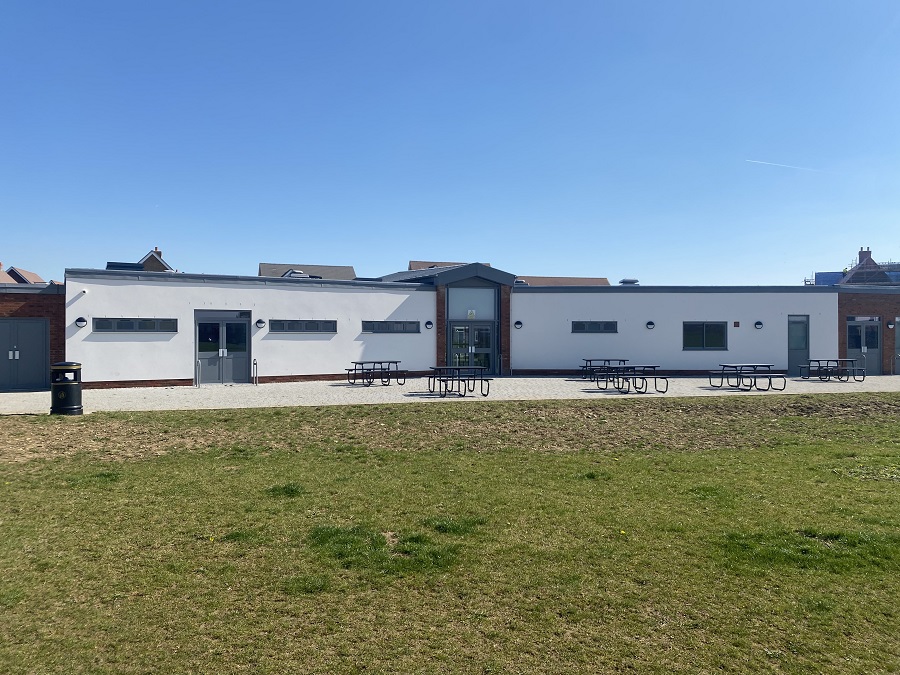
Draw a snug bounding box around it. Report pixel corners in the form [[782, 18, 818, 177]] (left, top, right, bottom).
[[846, 317, 881, 375], [446, 283, 499, 374], [195, 312, 251, 384]]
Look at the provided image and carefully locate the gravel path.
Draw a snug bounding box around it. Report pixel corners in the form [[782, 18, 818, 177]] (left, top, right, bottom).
[[2, 375, 899, 415]]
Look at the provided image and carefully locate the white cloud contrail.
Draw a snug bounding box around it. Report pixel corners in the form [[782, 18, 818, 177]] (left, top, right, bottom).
[[745, 159, 828, 173]]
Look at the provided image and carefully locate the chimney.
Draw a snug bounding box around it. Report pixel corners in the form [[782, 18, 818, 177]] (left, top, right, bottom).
[[153, 246, 162, 258], [859, 247, 872, 264]]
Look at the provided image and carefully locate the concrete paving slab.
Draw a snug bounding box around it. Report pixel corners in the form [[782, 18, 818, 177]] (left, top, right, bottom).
[[2, 375, 899, 415]]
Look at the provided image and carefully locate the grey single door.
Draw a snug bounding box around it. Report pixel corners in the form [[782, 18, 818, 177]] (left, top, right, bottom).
[[448, 322, 495, 374], [0, 319, 50, 391], [847, 321, 881, 375], [787, 315, 809, 376], [196, 320, 250, 384]]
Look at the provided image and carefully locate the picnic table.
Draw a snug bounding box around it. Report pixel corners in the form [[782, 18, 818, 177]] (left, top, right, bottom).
[[709, 364, 785, 391], [595, 364, 668, 394], [800, 358, 865, 382], [346, 360, 406, 386], [581, 358, 628, 380], [428, 366, 491, 397]]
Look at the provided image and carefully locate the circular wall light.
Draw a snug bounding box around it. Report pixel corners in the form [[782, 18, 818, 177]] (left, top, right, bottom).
[[75, 317, 88, 328], [514, 321, 523, 329], [646, 321, 655, 330], [754, 321, 764, 330], [425, 320, 434, 329], [255, 319, 266, 329]]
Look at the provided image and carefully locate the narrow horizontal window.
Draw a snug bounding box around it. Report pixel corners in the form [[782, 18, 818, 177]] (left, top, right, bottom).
[[571, 321, 617, 334], [92, 318, 178, 333], [270, 319, 337, 333], [361, 320, 420, 333], [683, 321, 727, 350]]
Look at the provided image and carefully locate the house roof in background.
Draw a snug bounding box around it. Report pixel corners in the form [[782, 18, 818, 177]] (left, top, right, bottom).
[[408, 260, 491, 270], [6, 267, 45, 284], [138, 247, 174, 272], [258, 263, 357, 280], [515, 275, 610, 286]]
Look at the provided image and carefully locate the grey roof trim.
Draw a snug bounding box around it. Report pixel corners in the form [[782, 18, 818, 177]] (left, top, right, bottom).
[[0, 283, 65, 295], [512, 285, 838, 294], [65, 268, 431, 291], [835, 284, 900, 295], [382, 263, 516, 286]]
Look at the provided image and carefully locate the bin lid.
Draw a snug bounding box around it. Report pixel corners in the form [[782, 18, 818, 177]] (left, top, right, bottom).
[[51, 362, 82, 369]]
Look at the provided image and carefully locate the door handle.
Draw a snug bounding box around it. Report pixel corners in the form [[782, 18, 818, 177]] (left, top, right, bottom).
[[14, 351, 20, 360], [223, 349, 228, 357], [7, 351, 12, 360]]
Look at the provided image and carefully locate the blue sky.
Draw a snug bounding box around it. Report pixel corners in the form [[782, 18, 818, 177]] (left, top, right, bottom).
[[2, 1, 899, 284]]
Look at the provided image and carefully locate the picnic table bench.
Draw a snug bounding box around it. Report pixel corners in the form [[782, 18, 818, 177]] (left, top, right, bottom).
[[595, 364, 668, 394], [428, 366, 491, 397], [346, 360, 406, 386], [798, 358, 865, 382], [709, 364, 785, 391]]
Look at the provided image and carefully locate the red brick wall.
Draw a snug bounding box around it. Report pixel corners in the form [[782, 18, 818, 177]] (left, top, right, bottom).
[[435, 285, 447, 367], [500, 286, 511, 375], [0, 289, 66, 363], [838, 293, 900, 374]]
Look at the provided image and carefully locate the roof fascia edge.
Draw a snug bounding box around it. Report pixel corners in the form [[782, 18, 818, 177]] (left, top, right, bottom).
[[64, 269, 431, 290], [512, 285, 838, 294]]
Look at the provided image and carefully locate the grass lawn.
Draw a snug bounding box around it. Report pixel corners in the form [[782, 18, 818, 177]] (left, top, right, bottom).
[[1, 393, 899, 673]]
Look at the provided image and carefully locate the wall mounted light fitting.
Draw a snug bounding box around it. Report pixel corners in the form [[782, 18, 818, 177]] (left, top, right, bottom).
[[514, 321, 523, 329], [754, 321, 764, 329], [646, 321, 655, 329], [425, 320, 434, 329], [255, 319, 266, 329], [75, 317, 88, 328]]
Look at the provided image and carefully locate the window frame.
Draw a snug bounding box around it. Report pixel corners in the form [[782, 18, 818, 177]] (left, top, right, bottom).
[[571, 320, 618, 334], [269, 320, 338, 333], [361, 320, 421, 334], [92, 318, 178, 333], [682, 321, 728, 350]]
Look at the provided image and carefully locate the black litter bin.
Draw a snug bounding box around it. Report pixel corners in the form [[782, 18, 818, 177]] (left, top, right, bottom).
[[50, 362, 83, 415]]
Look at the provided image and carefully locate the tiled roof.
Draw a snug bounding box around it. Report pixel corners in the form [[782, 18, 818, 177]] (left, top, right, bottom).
[[408, 260, 491, 270], [258, 263, 357, 280], [515, 276, 610, 286], [6, 267, 45, 284]]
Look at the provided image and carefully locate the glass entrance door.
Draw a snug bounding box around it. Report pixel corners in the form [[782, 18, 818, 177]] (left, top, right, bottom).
[[449, 322, 495, 373], [196, 320, 250, 384], [847, 319, 881, 375]]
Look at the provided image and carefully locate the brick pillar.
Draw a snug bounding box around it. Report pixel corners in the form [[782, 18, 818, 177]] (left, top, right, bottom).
[[500, 285, 511, 375], [436, 285, 447, 366]]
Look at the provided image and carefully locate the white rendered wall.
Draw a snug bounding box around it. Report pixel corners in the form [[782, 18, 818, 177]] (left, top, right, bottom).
[[510, 289, 838, 371], [66, 276, 436, 383]]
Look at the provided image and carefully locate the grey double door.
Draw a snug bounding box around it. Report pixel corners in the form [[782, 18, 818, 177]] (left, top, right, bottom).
[[847, 320, 881, 375], [196, 320, 250, 384], [0, 319, 49, 391], [449, 322, 495, 374]]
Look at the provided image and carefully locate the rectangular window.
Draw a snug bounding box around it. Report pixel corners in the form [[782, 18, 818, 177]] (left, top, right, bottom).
[[683, 322, 727, 350], [270, 320, 337, 333], [92, 318, 178, 333], [571, 321, 617, 333], [361, 320, 420, 333]]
